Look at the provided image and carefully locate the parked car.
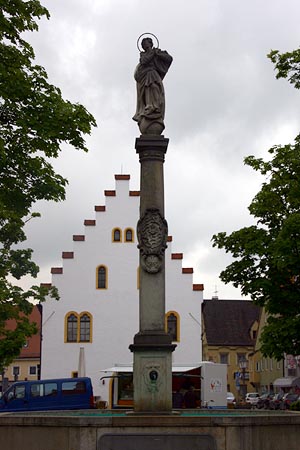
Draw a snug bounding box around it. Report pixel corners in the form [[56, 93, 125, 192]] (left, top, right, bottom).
[[279, 393, 299, 410], [226, 392, 236, 406], [256, 393, 274, 409], [269, 392, 284, 410], [245, 392, 260, 406], [0, 377, 95, 412]]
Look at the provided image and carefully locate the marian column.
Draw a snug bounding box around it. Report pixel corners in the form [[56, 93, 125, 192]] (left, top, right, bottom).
[[129, 34, 176, 412]]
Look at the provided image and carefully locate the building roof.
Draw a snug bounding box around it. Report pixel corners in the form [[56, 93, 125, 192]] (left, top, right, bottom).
[[202, 299, 260, 346], [4, 305, 41, 358]]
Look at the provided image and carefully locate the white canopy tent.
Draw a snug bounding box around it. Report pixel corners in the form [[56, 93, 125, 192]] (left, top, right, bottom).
[[100, 364, 201, 373], [273, 377, 300, 388]]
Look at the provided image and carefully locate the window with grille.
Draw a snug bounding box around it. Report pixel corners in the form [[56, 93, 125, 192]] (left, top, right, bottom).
[[113, 228, 121, 242], [80, 314, 91, 342], [125, 228, 133, 242], [97, 265, 107, 289], [67, 313, 78, 342]]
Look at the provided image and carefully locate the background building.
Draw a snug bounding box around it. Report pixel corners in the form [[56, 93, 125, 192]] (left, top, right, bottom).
[[250, 308, 283, 394], [1, 305, 41, 393], [201, 298, 260, 400], [41, 175, 204, 401]]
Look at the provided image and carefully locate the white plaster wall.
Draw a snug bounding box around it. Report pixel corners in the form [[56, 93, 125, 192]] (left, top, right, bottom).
[[41, 176, 203, 399], [165, 249, 203, 364]]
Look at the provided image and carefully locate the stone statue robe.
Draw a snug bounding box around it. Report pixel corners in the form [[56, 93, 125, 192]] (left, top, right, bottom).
[[133, 48, 173, 134]]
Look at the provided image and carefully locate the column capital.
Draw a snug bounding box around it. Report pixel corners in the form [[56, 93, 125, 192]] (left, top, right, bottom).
[[135, 135, 169, 163], [129, 331, 176, 353]]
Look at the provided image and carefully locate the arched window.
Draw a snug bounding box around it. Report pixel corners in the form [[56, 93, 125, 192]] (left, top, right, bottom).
[[125, 228, 134, 242], [96, 265, 107, 289], [112, 228, 122, 242], [166, 311, 180, 342], [65, 312, 93, 343], [66, 313, 78, 342], [80, 313, 92, 342]]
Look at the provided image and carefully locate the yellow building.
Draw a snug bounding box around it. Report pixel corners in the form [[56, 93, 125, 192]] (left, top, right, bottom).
[[249, 308, 284, 393], [202, 298, 260, 401]]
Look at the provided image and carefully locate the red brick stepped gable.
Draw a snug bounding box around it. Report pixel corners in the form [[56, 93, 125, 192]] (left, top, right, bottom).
[[50, 174, 135, 275], [62, 252, 74, 259], [73, 235, 85, 241], [171, 253, 183, 260], [48, 174, 204, 292], [51, 267, 63, 274], [193, 284, 204, 291], [170, 252, 204, 291], [107, 175, 140, 197], [115, 175, 130, 180], [84, 219, 96, 226], [40, 283, 52, 288]]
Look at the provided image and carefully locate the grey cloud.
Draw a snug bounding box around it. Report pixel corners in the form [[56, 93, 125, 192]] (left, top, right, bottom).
[[18, 0, 300, 299]]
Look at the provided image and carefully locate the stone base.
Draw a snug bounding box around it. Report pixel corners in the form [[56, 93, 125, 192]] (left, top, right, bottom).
[[1, 411, 300, 450], [125, 410, 181, 416], [131, 347, 174, 412], [130, 330, 176, 348]]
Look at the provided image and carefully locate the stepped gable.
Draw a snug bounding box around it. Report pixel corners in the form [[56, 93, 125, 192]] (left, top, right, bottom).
[[193, 284, 204, 291], [171, 253, 183, 260], [84, 220, 96, 226], [51, 267, 63, 274], [169, 251, 204, 291], [49, 174, 139, 276], [94, 205, 106, 212], [202, 299, 260, 346], [47, 173, 204, 292], [104, 190, 116, 196], [62, 252, 74, 259], [115, 175, 130, 180]]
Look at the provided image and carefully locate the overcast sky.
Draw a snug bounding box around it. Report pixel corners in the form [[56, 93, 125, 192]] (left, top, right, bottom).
[[21, 0, 300, 299]]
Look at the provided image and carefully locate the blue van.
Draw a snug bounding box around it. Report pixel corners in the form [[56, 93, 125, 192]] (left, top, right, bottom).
[[0, 377, 95, 412]]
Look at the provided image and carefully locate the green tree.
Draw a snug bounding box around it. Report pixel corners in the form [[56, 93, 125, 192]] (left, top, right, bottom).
[[0, 0, 96, 372], [268, 47, 300, 89], [212, 46, 300, 360]]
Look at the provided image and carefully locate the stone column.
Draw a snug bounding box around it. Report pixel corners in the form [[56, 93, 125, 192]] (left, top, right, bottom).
[[129, 135, 176, 413]]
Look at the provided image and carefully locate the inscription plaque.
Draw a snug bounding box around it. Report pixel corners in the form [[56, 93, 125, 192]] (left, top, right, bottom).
[[99, 433, 217, 450]]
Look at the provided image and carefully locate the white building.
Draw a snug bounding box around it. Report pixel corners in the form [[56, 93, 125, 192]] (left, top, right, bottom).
[[41, 174, 204, 401]]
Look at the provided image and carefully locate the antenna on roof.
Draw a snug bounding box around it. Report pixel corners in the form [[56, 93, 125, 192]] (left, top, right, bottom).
[[212, 285, 219, 300]]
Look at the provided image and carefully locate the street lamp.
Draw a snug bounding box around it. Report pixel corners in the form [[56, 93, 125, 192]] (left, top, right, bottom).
[[239, 358, 248, 400]]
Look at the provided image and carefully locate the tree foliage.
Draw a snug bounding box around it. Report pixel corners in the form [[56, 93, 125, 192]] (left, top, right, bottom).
[[268, 48, 300, 89], [0, 0, 96, 371], [212, 47, 300, 359]]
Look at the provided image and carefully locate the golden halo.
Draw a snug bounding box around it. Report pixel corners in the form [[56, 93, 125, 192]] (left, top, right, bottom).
[[137, 33, 159, 51]]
